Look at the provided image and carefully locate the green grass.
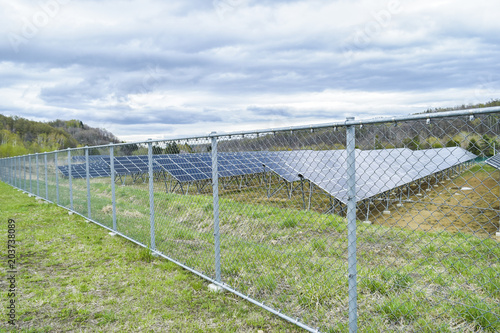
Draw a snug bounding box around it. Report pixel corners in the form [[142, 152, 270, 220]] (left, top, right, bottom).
[[457, 300, 500, 332], [2, 172, 500, 332], [0, 182, 302, 332], [377, 297, 420, 322]]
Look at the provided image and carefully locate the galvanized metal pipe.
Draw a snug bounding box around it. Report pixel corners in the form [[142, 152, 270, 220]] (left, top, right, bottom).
[[86, 147, 91, 219], [55, 152, 59, 204], [68, 149, 73, 210], [44, 153, 48, 199], [29, 154, 32, 193], [346, 117, 358, 333], [36, 153, 39, 196], [148, 140, 155, 251], [110, 144, 117, 231], [211, 133, 222, 283]]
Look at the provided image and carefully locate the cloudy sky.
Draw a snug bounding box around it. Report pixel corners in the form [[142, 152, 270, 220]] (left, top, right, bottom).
[[1, 0, 499, 142]]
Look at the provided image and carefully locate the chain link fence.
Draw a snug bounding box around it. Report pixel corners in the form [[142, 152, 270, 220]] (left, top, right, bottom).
[[1, 107, 499, 332]]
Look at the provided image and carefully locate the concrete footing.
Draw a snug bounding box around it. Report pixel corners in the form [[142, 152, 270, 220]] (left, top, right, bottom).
[[363, 220, 372, 225], [208, 284, 224, 293], [383, 210, 391, 215]]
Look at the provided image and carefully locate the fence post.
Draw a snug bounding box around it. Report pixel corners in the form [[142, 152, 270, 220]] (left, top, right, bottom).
[[19, 157, 21, 187], [23, 155, 27, 191], [85, 146, 91, 219], [68, 148, 73, 210], [29, 155, 32, 193], [148, 139, 155, 252], [55, 152, 59, 204], [14, 157, 17, 188], [211, 132, 222, 283], [44, 153, 48, 199], [19, 156, 22, 189], [18, 157, 21, 188], [14, 157, 16, 187], [110, 144, 117, 231], [36, 153, 40, 196], [19, 157, 22, 188], [346, 117, 358, 333], [20, 157, 23, 189]]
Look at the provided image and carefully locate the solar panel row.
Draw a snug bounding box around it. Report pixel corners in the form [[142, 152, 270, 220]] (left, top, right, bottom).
[[58, 148, 476, 203]]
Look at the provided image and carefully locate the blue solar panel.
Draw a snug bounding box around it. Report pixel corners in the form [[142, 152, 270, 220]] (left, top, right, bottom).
[[58, 148, 477, 204]]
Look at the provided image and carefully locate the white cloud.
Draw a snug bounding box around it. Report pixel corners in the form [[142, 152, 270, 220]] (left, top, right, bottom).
[[0, 0, 499, 142]]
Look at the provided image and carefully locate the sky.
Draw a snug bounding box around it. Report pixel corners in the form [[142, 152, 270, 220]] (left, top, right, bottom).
[[1, 0, 499, 142]]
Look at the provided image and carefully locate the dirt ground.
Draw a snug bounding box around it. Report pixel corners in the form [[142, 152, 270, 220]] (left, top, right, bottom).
[[371, 167, 500, 238]]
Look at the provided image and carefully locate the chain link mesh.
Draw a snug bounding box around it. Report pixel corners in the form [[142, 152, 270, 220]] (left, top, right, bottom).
[[0, 111, 499, 332]]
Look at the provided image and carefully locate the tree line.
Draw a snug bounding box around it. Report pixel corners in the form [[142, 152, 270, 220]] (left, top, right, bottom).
[[0, 115, 121, 158]]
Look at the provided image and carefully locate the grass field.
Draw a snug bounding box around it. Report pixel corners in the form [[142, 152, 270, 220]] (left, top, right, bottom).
[[1, 168, 499, 332], [0, 181, 302, 332]]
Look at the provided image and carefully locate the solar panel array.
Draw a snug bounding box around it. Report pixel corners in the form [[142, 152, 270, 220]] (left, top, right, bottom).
[[72, 155, 111, 163], [154, 152, 269, 182], [58, 148, 476, 203]]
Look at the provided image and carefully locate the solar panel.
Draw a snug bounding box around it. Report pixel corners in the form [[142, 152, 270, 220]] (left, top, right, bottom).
[[57, 161, 111, 179], [258, 148, 476, 204], [154, 152, 268, 182], [154, 154, 211, 182], [58, 163, 86, 178], [57, 148, 476, 204], [486, 154, 500, 170]]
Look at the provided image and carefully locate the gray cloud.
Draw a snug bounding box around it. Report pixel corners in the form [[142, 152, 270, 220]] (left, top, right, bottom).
[[0, 0, 499, 141]]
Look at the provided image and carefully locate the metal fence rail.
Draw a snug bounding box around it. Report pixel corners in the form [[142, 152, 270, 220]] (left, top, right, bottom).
[[1, 106, 500, 332]]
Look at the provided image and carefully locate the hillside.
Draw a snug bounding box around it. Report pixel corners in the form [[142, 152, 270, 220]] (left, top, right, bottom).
[[0, 115, 120, 157], [422, 99, 500, 114]]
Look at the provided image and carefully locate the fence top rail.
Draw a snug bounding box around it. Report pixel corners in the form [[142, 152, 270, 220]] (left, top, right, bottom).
[[1, 105, 500, 159], [218, 105, 500, 139]]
